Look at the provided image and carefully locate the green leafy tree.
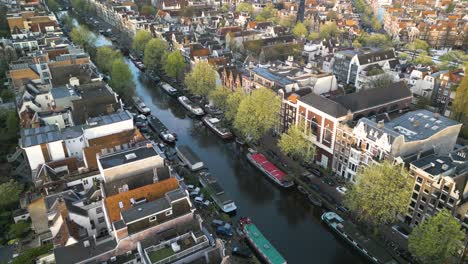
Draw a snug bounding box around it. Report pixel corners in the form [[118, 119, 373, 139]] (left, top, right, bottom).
[[279, 15, 296, 28], [236, 2, 254, 15], [399, 52, 408, 60], [143, 38, 168, 71], [352, 39, 362, 48], [406, 39, 430, 61], [255, 3, 277, 22], [278, 124, 315, 162], [319, 22, 339, 39], [409, 209, 465, 264], [132, 30, 152, 55], [225, 89, 246, 121], [70, 26, 96, 51], [140, 5, 156, 16], [326, 10, 338, 21], [164, 50, 185, 79], [1, 89, 14, 102], [452, 74, 468, 122], [96, 46, 122, 74], [0, 5, 9, 38], [0, 180, 22, 209], [46, 0, 60, 12], [234, 88, 280, 142], [209, 86, 231, 110], [414, 51, 434, 66], [292, 22, 308, 38], [11, 244, 53, 264], [359, 33, 392, 48], [308, 32, 320, 41], [184, 61, 217, 98], [109, 59, 135, 100], [6, 111, 18, 135], [344, 161, 412, 226], [61, 14, 74, 30], [181, 6, 196, 17], [371, 16, 381, 31], [439, 50, 468, 65], [445, 3, 455, 13], [8, 221, 30, 239]]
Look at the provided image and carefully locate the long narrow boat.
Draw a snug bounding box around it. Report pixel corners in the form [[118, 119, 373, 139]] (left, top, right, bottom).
[[160, 81, 178, 96], [132, 96, 151, 115], [197, 170, 237, 213], [147, 115, 176, 143], [239, 217, 287, 264], [321, 212, 396, 264], [246, 150, 294, 188], [202, 115, 233, 139], [178, 96, 205, 116]]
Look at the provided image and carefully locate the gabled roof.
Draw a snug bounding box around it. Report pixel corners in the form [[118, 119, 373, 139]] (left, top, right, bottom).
[[104, 177, 179, 223], [299, 93, 349, 118]]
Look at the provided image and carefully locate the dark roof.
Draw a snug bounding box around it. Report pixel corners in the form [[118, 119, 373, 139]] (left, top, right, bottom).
[[121, 196, 171, 224], [156, 166, 171, 182], [331, 81, 411, 114], [50, 64, 98, 87], [44, 190, 81, 211], [299, 93, 349, 117], [99, 145, 158, 170], [20, 125, 62, 148], [103, 169, 156, 196], [53, 237, 117, 264], [357, 49, 396, 65]]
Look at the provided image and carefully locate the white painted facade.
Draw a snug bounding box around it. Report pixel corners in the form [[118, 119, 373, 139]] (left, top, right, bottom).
[[83, 118, 133, 143]]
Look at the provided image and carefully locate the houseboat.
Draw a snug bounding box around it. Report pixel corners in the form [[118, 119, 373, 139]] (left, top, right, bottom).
[[176, 145, 204, 171], [239, 218, 287, 264], [197, 171, 237, 213], [147, 115, 176, 143], [246, 150, 294, 188], [135, 61, 145, 71], [178, 96, 205, 116], [129, 54, 137, 62], [160, 82, 178, 96], [202, 116, 233, 139], [132, 96, 151, 115], [321, 212, 396, 264], [307, 194, 322, 207]]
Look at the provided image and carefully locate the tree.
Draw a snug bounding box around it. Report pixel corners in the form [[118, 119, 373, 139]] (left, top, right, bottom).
[[414, 51, 434, 66], [0, 180, 22, 209], [352, 39, 362, 48], [109, 59, 135, 100], [278, 124, 315, 162], [371, 16, 381, 31], [255, 3, 277, 22], [279, 15, 296, 28], [409, 209, 465, 264], [415, 95, 432, 109], [132, 30, 152, 55], [319, 22, 339, 39], [326, 10, 338, 21], [96, 46, 121, 74], [406, 39, 430, 61], [439, 50, 468, 65], [6, 111, 18, 135], [236, 2, 253, 15], [143, 38, 168, 71], [140, 5, 156, 16], [184, 61, 217, 98], [366, 73, 395, 90], [225, 89, 246, 121], [344, 161, 412, 226], [209, 86, 231, 110], [8, 221, 30, 239], [452, 74, 468, 122], [70, 26, 96, 51], [1, 89, 14, 102], [359, 33, 392, 48], [181, 6, 196, 17], [399, 52, 408, 60], [445, 3, 455, 13], [61, 14, 74, 30], [308, 32, 320, 41], [11, 244, 53, 264], [292, 23, 308, 38], [164, 50, 185, 79], [0, 5, 9, 38], [46, 0, 60, 12], [234, 88, 280, 142]]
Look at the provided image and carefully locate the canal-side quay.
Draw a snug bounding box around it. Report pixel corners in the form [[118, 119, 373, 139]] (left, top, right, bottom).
[[61, 11, 411, 264]]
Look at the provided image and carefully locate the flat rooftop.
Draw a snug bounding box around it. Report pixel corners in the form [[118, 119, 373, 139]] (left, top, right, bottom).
[[21, 125, 61, 148], [86, 110, 131, 128], [99, 145, 158, 170]]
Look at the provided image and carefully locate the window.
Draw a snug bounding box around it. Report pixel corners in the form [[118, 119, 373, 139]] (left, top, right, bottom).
[[310, 118, 319, 136], [83, 179, 88, 185], [416, 177, 423, 183], [165, 210, 172, 216], [323, 129, 333, 143], [423, 188, 429, 194], [98, 217, 105, 224], [419, 204, 425, 211], [421, 197, 427, 203], [410, 201, 416, 208], [149, 216, 157, 222], [448, 198, 455, 205], [414, 184, 421, 192], [96, 207, 103, 214], [412, 193, 418, 200]]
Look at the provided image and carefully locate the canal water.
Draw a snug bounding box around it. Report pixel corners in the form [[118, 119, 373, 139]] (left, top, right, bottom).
[[66, 13, 365, 263]]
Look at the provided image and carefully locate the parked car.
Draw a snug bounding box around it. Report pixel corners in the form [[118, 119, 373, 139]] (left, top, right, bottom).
[[135, 121, 146, 128], [336, 186, 348, 195], [216, 223, 233, 237], [299, 172, 312, 184], [186, 185, 195, 191], [322, 177, 336, 186], [194, 196, 210, 207], [211, 219, 224, 227], [321, 193, 336, 204], [392, 225, 410, 239], [309, 168, 323, 177], [232, 245, 252, 258], [189, 187, 200, 197], [308, 183, 321, 193], [336, 205, 350, 214]]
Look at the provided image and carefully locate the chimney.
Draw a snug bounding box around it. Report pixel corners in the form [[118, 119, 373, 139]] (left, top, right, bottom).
[[377, 120, 384, 128]]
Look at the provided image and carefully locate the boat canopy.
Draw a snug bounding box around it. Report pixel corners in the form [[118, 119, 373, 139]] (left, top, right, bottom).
[[251, 153, 286, 182]]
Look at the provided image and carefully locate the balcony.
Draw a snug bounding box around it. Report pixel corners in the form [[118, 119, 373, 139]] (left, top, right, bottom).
[[145, 233, 209, 264]]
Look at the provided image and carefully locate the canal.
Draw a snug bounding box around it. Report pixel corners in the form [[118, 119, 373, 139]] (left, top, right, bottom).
[[67, 13, 365, 263]]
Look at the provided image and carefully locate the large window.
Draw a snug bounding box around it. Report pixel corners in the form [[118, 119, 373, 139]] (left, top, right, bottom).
[[310, 117, 319, 136]]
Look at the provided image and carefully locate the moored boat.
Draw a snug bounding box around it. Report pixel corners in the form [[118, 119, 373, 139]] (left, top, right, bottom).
[[202, 115, 233, 139], [198, 170, 237, 213], [321, 212, 395, 264], [178, 96, 205, 116], [239, 217, 287, 264], [160, 81, 178, 96], [307, 193, 322, 207], [147, 115, 177, 143], [246, 150, 294, 188], [132, 96, 151, 115], [176, 145, 204, 171]]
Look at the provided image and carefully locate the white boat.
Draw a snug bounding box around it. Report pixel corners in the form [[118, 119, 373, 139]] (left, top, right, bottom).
[[160, 82, 178, 96], [176, 145, 203, 171], [178, 96, 205, 116], [202, 115, 233, 139], [198, 170, 237, 213], [246, 150, 294, 188], [133, 96, 151, 115]]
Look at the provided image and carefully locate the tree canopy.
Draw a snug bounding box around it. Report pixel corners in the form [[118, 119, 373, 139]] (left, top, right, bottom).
[[140, 5, 156, 16], [255, 3, 277, 22], [184, 61, 217, 98], [236, 2, 253, 14], [209, 86, 231, 110], [109, 59, 135, 100], [164, 50, 185, 79], [358, 33, 392, 48], [344, 161, 412, 226], [95, 46, 122, 74], [234, 88, 280, 142], [319, 22, 340, 39], [70, 26, 96, 51], [143, 38, 168, 71], [452, 73, 468, 122], [225, 89, 246, 122], [409, 209, 465, 264], [278, 124, 315, 162], [8, 221, 30, 239], [292, 23, 308, 38], [132, 30, 152, 55], [414, 51, 434, 66], [0, 180, 22, 209]]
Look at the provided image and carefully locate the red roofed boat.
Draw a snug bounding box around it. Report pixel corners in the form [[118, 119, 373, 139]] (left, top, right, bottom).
[[246, 150, 294, 188]]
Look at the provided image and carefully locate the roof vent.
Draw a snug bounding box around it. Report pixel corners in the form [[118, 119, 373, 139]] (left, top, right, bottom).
[[138, 208, 142, 211], [118, 201, 124, 209], [83, 240, 90, 247], [125, 153, 137, 160], [441, 164, 449, 171]]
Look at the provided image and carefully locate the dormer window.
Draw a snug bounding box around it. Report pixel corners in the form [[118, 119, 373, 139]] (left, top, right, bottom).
[[165, 210, 173, 216], [149, 215, 157, 222]]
